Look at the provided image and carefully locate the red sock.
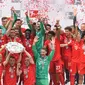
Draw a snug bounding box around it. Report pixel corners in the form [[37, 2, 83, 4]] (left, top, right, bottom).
[[50, 74, 60, 85], [59, 73, 65, 85], [70, 74, 75, 85]]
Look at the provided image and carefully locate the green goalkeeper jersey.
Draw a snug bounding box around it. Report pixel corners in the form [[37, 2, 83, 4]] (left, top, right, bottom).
[[32, 45, 54, 85]]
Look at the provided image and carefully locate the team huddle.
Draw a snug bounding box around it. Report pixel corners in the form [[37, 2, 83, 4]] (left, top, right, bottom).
[[0, 7, 84, 85]]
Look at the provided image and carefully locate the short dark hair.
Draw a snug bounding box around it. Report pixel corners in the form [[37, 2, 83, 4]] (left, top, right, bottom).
[[65, 26, 72, 32], [15, 19, 22, 23], [48, 31, 55, 37], [25, 29, 31, 33], [10, 56, 15, 59], [41, 47, 47, 52], [11, 28, 15, 31], [81, 31, 85, 39], [1, 17, 8, 21], [82, 23, 85, 25], [46, 24, 51, 28], [33, 22, 36, 25]]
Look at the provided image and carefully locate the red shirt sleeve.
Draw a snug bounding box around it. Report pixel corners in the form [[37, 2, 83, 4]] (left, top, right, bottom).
[[44, 40, 50, 47], [16, 37, 22, 44], [2, 34, 8, 44], [21, 28, 26, 33]]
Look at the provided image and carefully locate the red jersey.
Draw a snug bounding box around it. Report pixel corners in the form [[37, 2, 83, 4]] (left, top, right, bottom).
[[0, 37, 5, 48], [79, 40, 85, 63], [0, 50, 5, 62], [4, 64, 17, 85], [21, 28, 26, 33], [21, 52, 28, 66], [0, 63, 4, 85], [44, 37, 61, 61], [22, 36, 34, 57], [70, 40, 80, 62], [44, 40, 51, 55], [60, 33, 66, 57], [2, 35, 22, 61], [23, 64, 36, 85], [60, 33, 66, 44], [3, 34, 22, 44], [62, 37, 72, 61]]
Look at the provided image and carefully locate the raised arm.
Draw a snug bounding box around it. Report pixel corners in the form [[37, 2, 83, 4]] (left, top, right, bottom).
[[11, 7, 17, 27], [32, 36, 40, 61], [55, 20, 61, 40], [17, 53, 22, 63], [5, 18, 12, 29], [0, 44, 6, 52], [6, 19, 13, 36], [73, 8, 80, 31], [39, 18, 45, 35], [24, 49, 34, 64], [16, 63, 22, 76], [74, 22, 79, 37], [73, 8, 77, 28], [48, 38, 55, 61], [3, 53, 11, 66], [25, 11, 32, 30], [40, 21, 45, 35], [57, 26, 61, 40]]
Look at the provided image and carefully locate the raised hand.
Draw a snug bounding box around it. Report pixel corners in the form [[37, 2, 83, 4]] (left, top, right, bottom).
[[33, 36, 38, 43], [25, 11, 28, 16], [51, 38, 55, 45], [1, 44, 6, 48], [75, 21, 78, 27], [73, 8, 77, 16], [49, 38, 55, 50], [68, 41, 71, 45], [11, 7, 16, 13], [37, 14, 43, 22], [23, 47, 26, 53]]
